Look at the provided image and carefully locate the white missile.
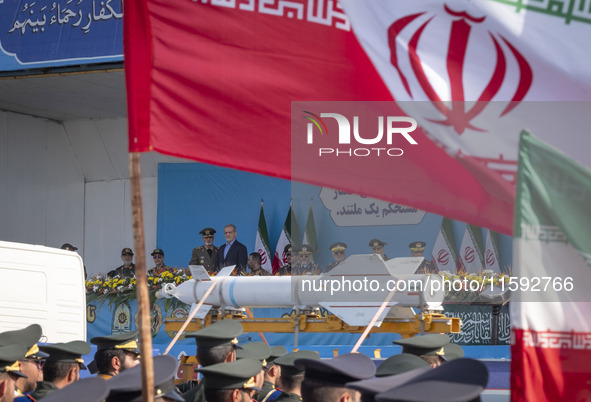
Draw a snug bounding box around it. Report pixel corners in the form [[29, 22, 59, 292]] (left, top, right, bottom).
[[157, 254, 445, 326]]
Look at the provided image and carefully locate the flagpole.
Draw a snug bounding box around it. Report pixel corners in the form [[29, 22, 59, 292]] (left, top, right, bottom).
[[350, 287, 397, 353], [129, 153, 154, 402]]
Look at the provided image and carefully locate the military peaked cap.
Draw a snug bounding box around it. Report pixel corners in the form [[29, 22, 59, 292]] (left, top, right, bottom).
[[61, 243, 78, 251], [441, 343, 464, 361], [393, 334, 450, 357], [330, 242, 348, 252], [90, 330, 140, 354], [274, 350, 319, 376], [0, 343, 27, 378], [198, 359, 262, 391], [267, 345, 288, 366], [121, 247, 134, 256], [369, 239, 387, 247], [347, 366, 430, 397], [200, 228, 216, 236], [40, 340, 91, 369], [185, 320, 243, 348], [284, 244, 293, 254], [376, 353, 429, 377], [236, 342, 271, 367], [409, 241, 426, 251], [295, 353, 375, 386], [40, 377, 109, 402], [0, 324, 49, 360], [151, 248, 165, 256]]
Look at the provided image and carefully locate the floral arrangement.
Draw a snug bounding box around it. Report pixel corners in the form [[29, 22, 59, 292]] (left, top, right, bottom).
[[439, 270, 512, 303]]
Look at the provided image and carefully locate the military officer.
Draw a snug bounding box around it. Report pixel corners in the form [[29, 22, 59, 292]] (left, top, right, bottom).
[[149, 248, 174, 276], [198, 359, 262, 402], [107, 248, 136, 278], [296, 353, 376, 402], [247, 252, 272, 276], [89, 331, 141, 379], [276, 245, 292, 276], [31, 341, 91, 400], [0, 343, 27, 402], [393, 334, 451, 368], [236, 342, 271, 395], [369, 239, 389, 261], [182, 320, 243, 402], [409, 241, 437, 274], [292, 245, 321, 276], [259, 345, 287, 401], [270, 350, 320, 402], [33, 377, 108, 402], [375, 353, 429, 377], [189, 228, 220, 274], [325, 242, 347, 272]]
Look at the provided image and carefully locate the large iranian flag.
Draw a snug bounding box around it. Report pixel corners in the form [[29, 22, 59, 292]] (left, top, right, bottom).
[[302, 203, 318, 261], [431, 217, 458, 273], [512, 131, 591, 401], [254, 202, 273, 273], [124, 0, 591, 236]]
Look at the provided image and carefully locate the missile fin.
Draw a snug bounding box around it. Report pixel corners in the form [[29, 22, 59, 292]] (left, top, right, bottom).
[[189, 302, 213, 319], [189, 265, 212, 281], [319, 301, 398, 327], [216, 265, 236, 277]]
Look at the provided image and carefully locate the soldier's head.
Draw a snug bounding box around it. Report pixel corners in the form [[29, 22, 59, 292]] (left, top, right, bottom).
[[263, 346, 287, 385], [283, 245, 293, 265], [247, 253, 262, 271], [330, 243, 347, 264], [392, 334, 451, 368], [199, 359, 262, 402], [151, 249, 165, 267], [298, 245, 313, 265], [120, 248, 134, 267], [409, 241, 426, 257], [369, 239, 387, 259], [90, 331, 141, 376], [200, 228, 216, 247], [186, 320, 243, 367], [40, 341, 91, 387], [275, 350, 319, 395], [224, 224, 237, 243], [0, 343, 27, 402]]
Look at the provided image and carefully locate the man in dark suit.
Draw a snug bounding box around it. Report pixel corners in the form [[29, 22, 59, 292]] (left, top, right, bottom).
[[218, 224, 248, 275]]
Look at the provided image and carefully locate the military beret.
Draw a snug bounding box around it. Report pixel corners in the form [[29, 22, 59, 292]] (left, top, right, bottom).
[[0, 343, 27, 378], [200, 228, 216, 236], [298, 244, 313, 255], [274, 350, 319, 376], [283, 244, 293, 254], [376, 353, 429, 377], [107, 355, 183, 402], [374, 358, 489, 402], [441, 343, 464, 361], [330, 242, 347, 252], [40, 341, 91, 370], [185, 320, 243, 348], [267, 345, 288, 366], [90, 330, 140, 354], [347, 366, 430, 397], [409, 241, 426, 251], [369, 239, 387, 247], [236, 342, 271, 367], [61, 243, 78, 251], [295, 353, 376, 386], [121, 248, 134, 256], [151, 248, 165, 256], [41, 377, 109, 402], [0, 324, 49, 360], [198, 359, 263, 391], [393, 334, 450, 357]]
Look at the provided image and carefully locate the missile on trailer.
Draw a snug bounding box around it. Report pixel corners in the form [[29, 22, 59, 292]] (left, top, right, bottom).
[[157, 254, 445, 326]]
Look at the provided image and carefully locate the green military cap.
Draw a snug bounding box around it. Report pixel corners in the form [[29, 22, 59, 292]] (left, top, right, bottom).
[[151, 248, 164, 256], [107, 355, 183, 401], [0, 343, 27, 378], [295, 353, 376, 386], [198, 359, 262, 391], [369, 239, 387, 248], [200, 227, 216, 237], [347, 366, 431, 398], [185, 320, 243, 348], [40, 341, 92, 370], [40, 377, 109, 402], [330, 242, 347, 252], [441, 343, 464, 361], [61, 243, 78, 251], [299, 244, 313, 255], [376, 353, 429, 377], [283, 244, 292, 255], [274, 350, 319, 376], [90, 330, 140, 354], [409, 241, 426, 251], [0, 324, 49, 360], [236, 342, 271, 367], [393, 334, 450, 357], [121, 247, 134, 256], [267, 345, 288, 366]]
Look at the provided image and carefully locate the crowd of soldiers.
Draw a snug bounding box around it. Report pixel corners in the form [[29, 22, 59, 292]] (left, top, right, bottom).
[[102, 224, 437, 280], [0, 322, 489, 402]]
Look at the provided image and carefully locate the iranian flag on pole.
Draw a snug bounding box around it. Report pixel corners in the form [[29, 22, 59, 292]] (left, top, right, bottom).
[[272, 206, 300, 274], [484, 230, 502, 274], [302, 203, 318, 261], [458, 224, 485, 274], [512, 131, 591, 401], [254, 202, 273, 273], [431, 217, 458, 273]]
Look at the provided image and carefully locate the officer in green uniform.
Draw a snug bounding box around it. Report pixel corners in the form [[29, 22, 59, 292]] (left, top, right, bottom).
[[89, 331, 141, 379], [276, 245, 292, 276], [32, 377, 108, 402], [296, 353, 376, 402], [246, 253, 272, 276], [236, 341, 271, 398], [31, 341, 91, 400], [325, 242, 347, 272], [182, 320, 243, 402], [0, 324, 49, 400], [393, 333, 451, 368], [0, 343, 28, 402], [375, 353, 429, 377], [258, 345, 287, 401], [369, 239, 389, 261], [107, 248, 136, 278], [269, 350, 320, 402], [292, 245, 321, 276], [189, 228, 220, 274], [149, 248, 174, 276], [107, 354, 183, 401], [198, 359, 262, 402], [409, 241, 438, 274]]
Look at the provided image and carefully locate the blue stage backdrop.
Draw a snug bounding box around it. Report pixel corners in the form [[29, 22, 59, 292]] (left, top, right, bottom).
[[157, 163, 512, 271]]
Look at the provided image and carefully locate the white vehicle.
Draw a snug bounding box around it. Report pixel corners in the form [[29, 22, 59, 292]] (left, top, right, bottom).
[[0, 241, 86, 342]]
